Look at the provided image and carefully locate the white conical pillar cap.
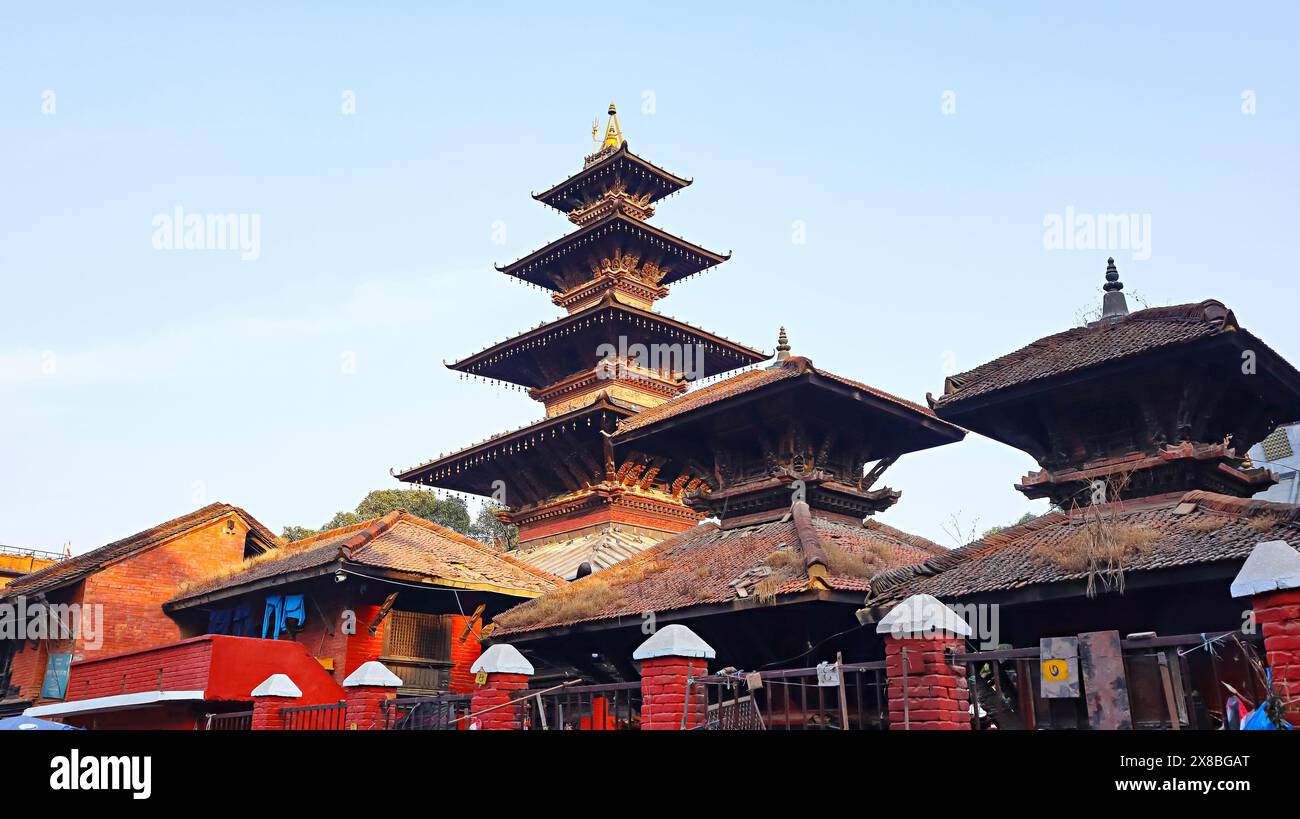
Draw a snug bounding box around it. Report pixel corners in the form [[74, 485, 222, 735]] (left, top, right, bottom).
[[470, 644, 534, 675], [875, 594, 972, 637], [633, 624, 716, 660], [250, 673, 302, 698], [1231, 540, 1300, 597], [342, 660, 403, 687]]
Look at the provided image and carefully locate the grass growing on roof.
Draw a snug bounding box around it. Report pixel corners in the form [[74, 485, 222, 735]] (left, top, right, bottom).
[[1245, 513, 1287, 532], [823, 541, 891, 578], [1029, 521, 1161, 596], [492, 556, 665, 629], [1183, 515, 1228, 532]]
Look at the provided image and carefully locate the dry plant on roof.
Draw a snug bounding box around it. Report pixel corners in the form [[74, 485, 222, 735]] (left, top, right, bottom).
[[1183, 515, 1228, 533], [492, 556, 665, 629], [1245, 513, 1287, 532], [1028, 474, 1160, 596], [823, 540, 891, 578]]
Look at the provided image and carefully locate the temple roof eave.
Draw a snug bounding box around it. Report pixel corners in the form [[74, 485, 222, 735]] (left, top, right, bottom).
[[444, 298, 768, 384], [531, 143, 693, 212], [392, 397, 636, 488], [494, 212, 731, 290]]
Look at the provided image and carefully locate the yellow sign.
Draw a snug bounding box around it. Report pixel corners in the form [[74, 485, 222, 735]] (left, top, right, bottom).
[[1041, 658, 1071, 681], [475, 670, 488, 686]]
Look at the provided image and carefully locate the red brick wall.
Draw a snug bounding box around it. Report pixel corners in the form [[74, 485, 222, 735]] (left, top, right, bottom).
[[448, 615, 482, 694], [470, 672, 529, 730], [1254, 587, 1300, 726], [79, 515, 253, 663], [884, 635, 970, 730], [9, 584, 86, 701], [344, 604, 386, 679], [640, 656, 709, 730], [65, 639, 213, 701]]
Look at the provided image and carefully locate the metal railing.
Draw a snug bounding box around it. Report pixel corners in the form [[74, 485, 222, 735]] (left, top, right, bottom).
[[518, 681, 642, 730], [281, 700, 347, 730], [697, 661, 890, 730], [204, 710, 254, 730], [381, 692, 474, 730], [950, 630, 1265, 730]]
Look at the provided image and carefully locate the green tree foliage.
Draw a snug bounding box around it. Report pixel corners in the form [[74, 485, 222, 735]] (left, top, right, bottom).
[[282, 489, 475, 542], [980, 511, 1038, 540], [469, 504, 518, 551]]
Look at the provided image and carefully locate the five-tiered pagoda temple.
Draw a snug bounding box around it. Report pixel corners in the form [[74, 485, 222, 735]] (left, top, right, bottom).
[[395, 104, 766, 578]]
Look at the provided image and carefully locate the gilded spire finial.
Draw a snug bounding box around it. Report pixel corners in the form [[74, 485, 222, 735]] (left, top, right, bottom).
[[602, 101, 623, 150]]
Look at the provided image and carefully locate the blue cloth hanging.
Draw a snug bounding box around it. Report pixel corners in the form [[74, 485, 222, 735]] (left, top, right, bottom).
[[282, 595, 306, 632], [231, 603, 253, 636], [262, 595, 284, 639], [207, 608, 232, 635], [261, 594, 306, 639]]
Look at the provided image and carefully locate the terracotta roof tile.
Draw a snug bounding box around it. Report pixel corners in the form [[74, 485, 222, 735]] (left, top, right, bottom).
[[0, 503, 279, 599], [170, 512, 561, 605], [616, 356, 946, 436], [937, 301, 1236, 407], [493, 507, 943, 636], [866, 490, 1300, 606]]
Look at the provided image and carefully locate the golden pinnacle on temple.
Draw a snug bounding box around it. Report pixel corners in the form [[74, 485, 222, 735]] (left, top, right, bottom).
[[602, 101, 623, 149]]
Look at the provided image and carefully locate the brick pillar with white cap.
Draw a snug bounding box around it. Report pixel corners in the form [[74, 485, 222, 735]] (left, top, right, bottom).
[[342, 660, 403, 730], [1231, 539, 1300, 725], [249, 674, 302, 731], [634, 624, 716, 730], [469, 644, 534, 730], [876, 594, 972, 730]]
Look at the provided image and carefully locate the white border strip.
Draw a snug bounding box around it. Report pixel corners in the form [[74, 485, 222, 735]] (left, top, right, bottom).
[[24, 690, 206, 718]]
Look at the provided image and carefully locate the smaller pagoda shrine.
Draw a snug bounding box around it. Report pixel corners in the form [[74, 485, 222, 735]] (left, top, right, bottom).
[[394, 105, 766, 578], [492, 331, 965, 678], [930, 258, 1298, 508], [860, 261, 1300, 728]]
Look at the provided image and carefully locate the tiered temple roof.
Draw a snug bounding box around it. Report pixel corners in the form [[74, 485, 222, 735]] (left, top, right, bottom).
[[854, 261, 1300, 620], [399, 104, 763, 560], [494, 336, 966, 639]]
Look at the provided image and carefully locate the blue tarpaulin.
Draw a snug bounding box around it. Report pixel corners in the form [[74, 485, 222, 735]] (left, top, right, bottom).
[[0, 715, 81, 730]]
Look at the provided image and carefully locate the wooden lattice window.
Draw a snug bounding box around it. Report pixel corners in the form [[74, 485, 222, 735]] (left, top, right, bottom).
[[381, 611, 452, 662]]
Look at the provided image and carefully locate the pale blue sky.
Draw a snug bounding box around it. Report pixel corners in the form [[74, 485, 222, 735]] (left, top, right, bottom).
[[2, 2, 1297, 553]]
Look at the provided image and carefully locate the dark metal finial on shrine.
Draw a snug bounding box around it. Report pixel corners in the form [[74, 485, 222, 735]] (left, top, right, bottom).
[[775, 327, 791, 363], [1101, 257, 1129, 320]]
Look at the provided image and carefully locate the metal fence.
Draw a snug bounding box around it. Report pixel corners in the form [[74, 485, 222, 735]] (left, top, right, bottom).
[[381, 692, 474, 730], [517, 681, 642, 730], [204, 710, 253, 730], [697, 661, 890, 730], [281, 700, 348, 730], [952, 630, 1265, 730]]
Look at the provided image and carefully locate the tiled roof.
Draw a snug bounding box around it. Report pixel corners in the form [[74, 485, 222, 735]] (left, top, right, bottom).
[[170, 512, 562, 605], [493, 504, 945, 636], [513, 526, 670, 580], [616, 356, 946, 436], [866, 490, 1300, 607], [0, 503, 279, 599], [937, 301, 1237, 407]]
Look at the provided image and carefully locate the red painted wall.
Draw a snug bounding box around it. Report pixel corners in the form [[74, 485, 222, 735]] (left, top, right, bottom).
[[64, 634, 343, 706], [448, 615, 482, 693]]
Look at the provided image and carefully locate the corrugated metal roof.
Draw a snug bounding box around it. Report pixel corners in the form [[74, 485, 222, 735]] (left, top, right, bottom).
[[512, 526, 668, 580]]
